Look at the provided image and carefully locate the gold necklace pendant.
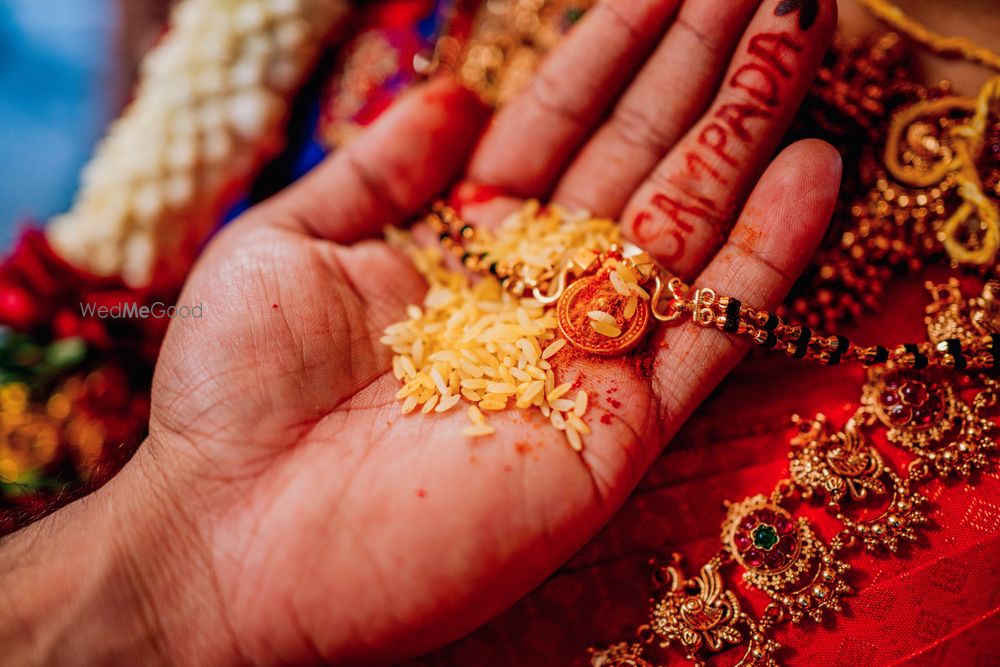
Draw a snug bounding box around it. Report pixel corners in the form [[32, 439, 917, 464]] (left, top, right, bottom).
[[556, 270, 652, 356]]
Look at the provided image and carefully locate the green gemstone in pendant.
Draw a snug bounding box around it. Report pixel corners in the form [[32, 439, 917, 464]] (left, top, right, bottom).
[[752, 524, 779, 551]]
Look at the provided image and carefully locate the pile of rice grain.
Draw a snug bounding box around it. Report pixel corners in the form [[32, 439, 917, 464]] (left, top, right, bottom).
[[380, 204, 613, 451]]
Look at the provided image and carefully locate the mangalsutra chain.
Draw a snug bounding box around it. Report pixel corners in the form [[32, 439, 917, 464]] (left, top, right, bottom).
[[427, 203, 1000, 371]]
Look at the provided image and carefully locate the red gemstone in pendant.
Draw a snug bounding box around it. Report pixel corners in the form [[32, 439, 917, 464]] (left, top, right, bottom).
[[777, 537, 797, 555], [900, 381, 927, 405], [734, 532, 752, 552], [912, 407, 934, 427], [888, 404, 912, 425], [775, 516, 795, 534], [756, 509, 776, 524], [744, 549, 765, 567]]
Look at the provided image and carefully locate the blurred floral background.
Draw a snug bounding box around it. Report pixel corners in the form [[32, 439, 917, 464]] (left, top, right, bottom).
[[0, 0, 169, 246]]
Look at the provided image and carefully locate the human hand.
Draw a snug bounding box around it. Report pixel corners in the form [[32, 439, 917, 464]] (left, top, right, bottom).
[[0, 1, 842, 665]]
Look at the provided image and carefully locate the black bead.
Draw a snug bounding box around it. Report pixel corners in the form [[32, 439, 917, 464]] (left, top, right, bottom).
[[791, 327, 811, 358], [723, 299, 741, 333], [904, 343, 928, 369], [945, 338, 967, 370], [827, 335, 849, 365]]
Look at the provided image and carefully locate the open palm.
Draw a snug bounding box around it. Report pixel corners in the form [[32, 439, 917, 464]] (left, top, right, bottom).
[[131, 2, 842, 665]]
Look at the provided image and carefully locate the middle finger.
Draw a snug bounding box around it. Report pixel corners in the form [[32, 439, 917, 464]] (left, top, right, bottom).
[[553, 0, 762, 215]]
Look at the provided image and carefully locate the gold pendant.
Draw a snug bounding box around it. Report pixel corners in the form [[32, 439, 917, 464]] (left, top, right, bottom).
[[556, 271, 652, 356], [863, 367, 997, 478], [722, 495, 851, 623], [648, 561, 779, 667], [790, 414, 927, 552]]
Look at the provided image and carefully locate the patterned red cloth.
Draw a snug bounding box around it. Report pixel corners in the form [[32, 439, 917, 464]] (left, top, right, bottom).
[[411, 278, 1000, 665]]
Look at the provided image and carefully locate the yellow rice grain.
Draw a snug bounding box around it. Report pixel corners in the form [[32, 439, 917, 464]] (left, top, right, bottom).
[[541, 338, 567, 359], [551, 398, 575, 413], [590, 320, 622, 338], [547, 382, 572, 403], [574, 390, 589, 416], [436, 393, 461, 412], [517, 339, 539, 364], [623, 295, 638, 320], [528, 336, 543, 360], [521, 381, 545, 403], [526, 366, 547, 381], [402, 395, 419, 414], [609, 270, 630, 296], [510, 367, 532, 382], [551, 411, 567, 430], [468, 404, 485, 425], [587, 310, 617, 326], [421, 395, 439, 414], [566, 425, 583, 451], [430, 367, 448, 395], [462, 424, 496, 438], [567, 412, 591, 435], [459, 359, 484, 378], [615, 262, 638, 286]]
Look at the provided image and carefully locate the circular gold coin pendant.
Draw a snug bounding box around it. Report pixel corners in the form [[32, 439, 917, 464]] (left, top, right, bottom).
[[556, 273, 651, 356]]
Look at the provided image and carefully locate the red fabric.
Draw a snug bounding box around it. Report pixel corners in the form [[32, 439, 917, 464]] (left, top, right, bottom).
[[411, 277, 1000, 665]]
